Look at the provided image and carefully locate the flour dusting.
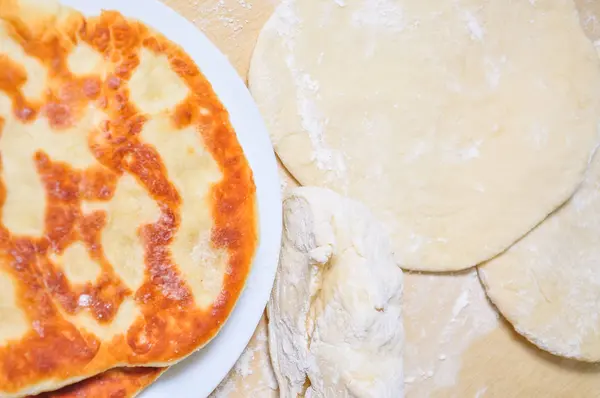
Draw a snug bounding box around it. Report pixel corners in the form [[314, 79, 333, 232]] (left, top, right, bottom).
[[478, 145, 600, 361], [280, 175, 288, 192], [464, 11, 484, 41], [77, 294, 91, 307], [183, 0, 255, 38], [475, 386, 488, 397], [404, 271, 498, 396], [351, 0, 405, 33], [451, 290, 470, 317], [484, 56, 506, 89], [457, 140, 482, 161], [270, 0, 348, 180], [210, 319, 278, 397]]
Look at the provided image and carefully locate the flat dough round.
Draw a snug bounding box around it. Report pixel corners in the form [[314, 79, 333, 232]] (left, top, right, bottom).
[[269, 187, 404, 397], [249, 0, 600, 271], [479, 150, 600, 362]]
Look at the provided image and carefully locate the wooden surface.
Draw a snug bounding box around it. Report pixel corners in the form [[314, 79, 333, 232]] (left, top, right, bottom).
[[161, 0, 600, 397]]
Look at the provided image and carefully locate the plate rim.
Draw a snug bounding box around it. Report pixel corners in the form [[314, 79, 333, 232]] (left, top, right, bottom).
[[56, 0, 282, 396]]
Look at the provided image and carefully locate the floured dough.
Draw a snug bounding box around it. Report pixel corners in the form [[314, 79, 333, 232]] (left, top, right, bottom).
[[249, 0, 600, 271], [479, 149, 600, 361], [269, 187, 404, 397], [216, 270, 600, 398]]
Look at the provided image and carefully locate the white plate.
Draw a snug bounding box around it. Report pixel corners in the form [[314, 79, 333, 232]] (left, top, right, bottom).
[[59, 0, 282, 396]]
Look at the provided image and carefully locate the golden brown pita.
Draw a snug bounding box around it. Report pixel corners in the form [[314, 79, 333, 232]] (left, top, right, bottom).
[[0, 1, 257, 396]]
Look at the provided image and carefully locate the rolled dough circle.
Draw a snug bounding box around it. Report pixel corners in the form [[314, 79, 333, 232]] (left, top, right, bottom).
[[478, 151, 600, 362], [249, 0, 600, 271]]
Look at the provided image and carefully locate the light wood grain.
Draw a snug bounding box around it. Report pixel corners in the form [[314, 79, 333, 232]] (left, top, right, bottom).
[[161, 0, 600, 396], [162, 0, 276, 81]]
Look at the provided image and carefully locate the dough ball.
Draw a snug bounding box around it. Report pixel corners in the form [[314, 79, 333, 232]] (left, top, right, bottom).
[[269, 187, 404, 397], [479, 151, 600, 362], [249, 0, 600, 271]]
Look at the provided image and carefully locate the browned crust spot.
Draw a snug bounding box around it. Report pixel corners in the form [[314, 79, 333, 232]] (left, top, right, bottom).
[[29, 367, 166, 398]]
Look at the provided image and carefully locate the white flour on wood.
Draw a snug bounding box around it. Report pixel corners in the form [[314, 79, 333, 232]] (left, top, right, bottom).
[[211, 318, 278, 398], [403, 271, 498, 396]]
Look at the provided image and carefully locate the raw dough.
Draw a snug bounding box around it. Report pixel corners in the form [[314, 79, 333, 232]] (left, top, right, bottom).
[[479, 148, 600, 362], [269, 187, 404, 397], [249, 0, 600, 271], [217, 262, 600, 397]]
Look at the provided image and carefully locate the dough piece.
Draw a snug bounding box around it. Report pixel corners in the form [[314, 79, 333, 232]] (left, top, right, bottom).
[[269, 187, 404, 397], [217, 265, 600, 397], [249, 0, 600, 271], [216, 272, 600, 397], [478, 148, 600, 361]]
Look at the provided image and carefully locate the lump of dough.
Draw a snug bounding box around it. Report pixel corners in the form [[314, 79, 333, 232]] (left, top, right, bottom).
[[249, 0, 600, 271], [268, 187, 404, 398], [479, 150, 600, 362]]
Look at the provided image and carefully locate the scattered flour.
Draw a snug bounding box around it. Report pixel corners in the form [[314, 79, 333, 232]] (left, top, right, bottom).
[[463, 11, 484, 41], [456, 140, 483, 161], [210, 318, 278, 397], [351, 0, 405, 33], [270, 0, 348, 181], [403, 270, 498, 396], [279, 175, 288, 191], [451, 290, 470, 317], [484, 56, 506, 89], [78, 294, 92, 307], [181, 0, 255, 36]]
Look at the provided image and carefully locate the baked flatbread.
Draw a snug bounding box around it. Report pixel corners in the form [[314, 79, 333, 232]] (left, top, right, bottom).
[[0, 1, 257, 396], [29, 368, 165, 398]]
